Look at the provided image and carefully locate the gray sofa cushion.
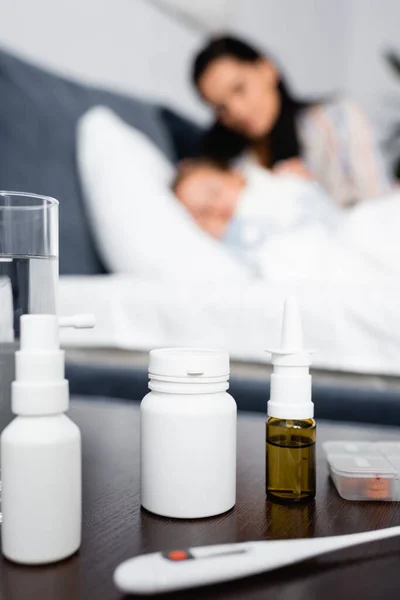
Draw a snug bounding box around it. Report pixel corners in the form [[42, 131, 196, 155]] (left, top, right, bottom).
[[0, 48, 174, 275], [159, 107, 203, 162]]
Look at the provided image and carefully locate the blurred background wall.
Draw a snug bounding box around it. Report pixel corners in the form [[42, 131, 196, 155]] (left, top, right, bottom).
[[0, 0, 399, 137]]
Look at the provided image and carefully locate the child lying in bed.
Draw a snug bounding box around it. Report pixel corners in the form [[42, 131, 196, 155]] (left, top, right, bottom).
[[173, 159, 338, 249], [173, 159, 400, 281]]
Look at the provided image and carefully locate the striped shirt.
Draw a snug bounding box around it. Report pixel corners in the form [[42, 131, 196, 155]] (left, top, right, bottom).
[[297, 99, 393, 207]]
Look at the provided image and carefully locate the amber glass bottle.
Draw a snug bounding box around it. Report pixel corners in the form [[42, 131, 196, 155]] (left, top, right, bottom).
[[266, 417, 316, 503], [266, 297, 317, 503]]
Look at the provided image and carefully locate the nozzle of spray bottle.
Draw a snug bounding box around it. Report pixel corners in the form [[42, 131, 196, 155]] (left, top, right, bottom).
[[12, 313, 96, 414], [267, 297, 315, 420], [265, 297, 316, 503]]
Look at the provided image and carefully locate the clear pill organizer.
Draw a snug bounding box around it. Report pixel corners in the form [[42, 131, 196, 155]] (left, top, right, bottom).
[[323, 441, 400, 501]]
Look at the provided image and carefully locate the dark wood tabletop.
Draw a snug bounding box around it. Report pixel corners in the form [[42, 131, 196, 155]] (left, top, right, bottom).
[[1, 398, 400, 600]]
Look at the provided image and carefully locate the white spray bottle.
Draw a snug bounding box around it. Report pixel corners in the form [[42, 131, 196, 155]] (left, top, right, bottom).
[[1, 313, 95, 565], [266, 297, 316, 503]]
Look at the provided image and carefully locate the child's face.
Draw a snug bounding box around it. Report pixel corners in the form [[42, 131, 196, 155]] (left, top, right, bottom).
[[175, 165, 244, 236]]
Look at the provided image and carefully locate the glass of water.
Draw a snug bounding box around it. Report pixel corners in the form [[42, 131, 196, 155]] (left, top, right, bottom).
[[0, 192, 58, 515]]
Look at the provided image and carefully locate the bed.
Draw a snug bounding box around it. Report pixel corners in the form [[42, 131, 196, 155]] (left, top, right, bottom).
[[1, 47, 400, 424], [59, 274, 400, 425]]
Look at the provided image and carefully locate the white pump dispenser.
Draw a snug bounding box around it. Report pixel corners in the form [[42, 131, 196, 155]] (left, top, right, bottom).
[[267, 297, 315, 420], [1, 313, 95, 565]]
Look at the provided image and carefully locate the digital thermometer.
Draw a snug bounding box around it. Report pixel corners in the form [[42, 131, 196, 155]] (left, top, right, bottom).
[[114, 526, 400, 595]]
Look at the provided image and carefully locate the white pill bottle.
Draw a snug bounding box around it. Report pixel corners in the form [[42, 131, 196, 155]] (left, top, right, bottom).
[[140, 348, 237, 519]]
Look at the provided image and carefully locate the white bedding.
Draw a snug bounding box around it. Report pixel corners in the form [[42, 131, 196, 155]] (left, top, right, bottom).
[[59, 274, 400, 376], [228, 170, 400, 283], [72, 111, 400, 375]]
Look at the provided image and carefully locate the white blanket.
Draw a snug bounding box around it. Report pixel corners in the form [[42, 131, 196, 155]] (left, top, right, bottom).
[[259, 194, 400, 282], [231, 167, 400, 283], [59, 272, 400, 376]]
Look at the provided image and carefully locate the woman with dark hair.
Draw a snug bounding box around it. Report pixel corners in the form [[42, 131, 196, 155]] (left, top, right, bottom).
[[191, 36, 393, 207]]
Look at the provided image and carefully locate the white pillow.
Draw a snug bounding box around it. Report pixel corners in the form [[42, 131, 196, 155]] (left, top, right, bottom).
[[77, 107, 249, 282]]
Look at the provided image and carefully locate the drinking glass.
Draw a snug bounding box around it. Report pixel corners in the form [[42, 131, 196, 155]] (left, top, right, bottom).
[[0, 192, 58, 519]]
